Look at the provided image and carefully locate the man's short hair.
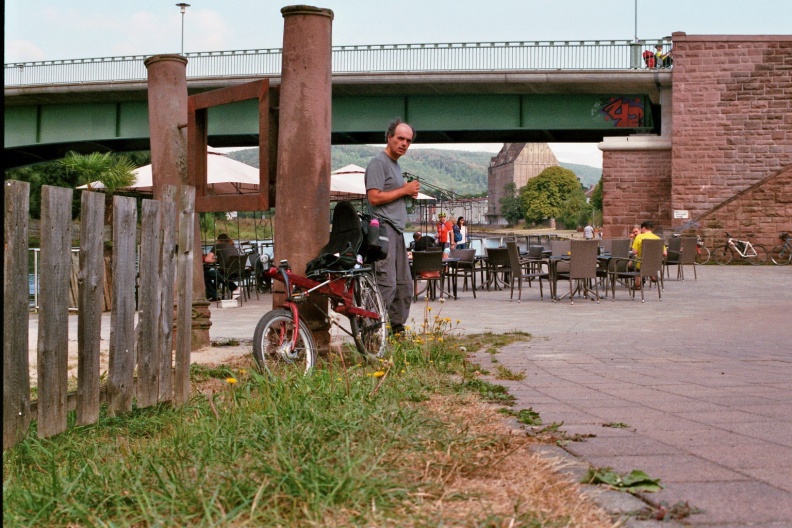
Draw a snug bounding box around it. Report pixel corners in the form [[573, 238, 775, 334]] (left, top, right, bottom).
[[385, 118, 416, 142], [640, 221, 654, 230], [217, 233, 231, 241], [413, 232, 421, 240]]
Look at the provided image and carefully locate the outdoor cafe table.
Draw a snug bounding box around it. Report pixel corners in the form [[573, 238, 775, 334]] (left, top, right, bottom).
[[548, 253, 612, 301]]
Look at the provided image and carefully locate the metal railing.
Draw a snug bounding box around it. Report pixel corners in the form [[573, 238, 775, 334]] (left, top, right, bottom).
[[5, 39, 669, 87]]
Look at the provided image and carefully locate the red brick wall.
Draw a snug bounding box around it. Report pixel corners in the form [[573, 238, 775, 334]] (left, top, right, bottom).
[[601, 150, 672, 238], [670, 34, 792, 240]]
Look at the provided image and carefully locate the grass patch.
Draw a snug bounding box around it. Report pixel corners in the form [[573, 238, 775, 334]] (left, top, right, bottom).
[[4, 314, 614, 527], [494, 364, 526, 380]]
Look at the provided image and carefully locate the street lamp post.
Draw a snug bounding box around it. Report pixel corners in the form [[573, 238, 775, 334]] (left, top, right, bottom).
[[176, 3, 190, 55]]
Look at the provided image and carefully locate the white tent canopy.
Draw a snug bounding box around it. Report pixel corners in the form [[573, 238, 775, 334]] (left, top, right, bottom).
[[330, 164, 435, 201]]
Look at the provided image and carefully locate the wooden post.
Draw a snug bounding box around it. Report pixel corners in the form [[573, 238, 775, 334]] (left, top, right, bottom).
[[158, 186, 178, 402], [37, 185, 73, 438], [136, 199, 163, 408], [76, 191, 105, 426], [3, 180, 31, 449], [107, 196, 137, 415], [174, 186, 195, 404]]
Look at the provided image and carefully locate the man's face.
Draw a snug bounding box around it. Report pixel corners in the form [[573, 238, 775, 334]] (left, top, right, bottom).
[[385, 123, 414, 160]]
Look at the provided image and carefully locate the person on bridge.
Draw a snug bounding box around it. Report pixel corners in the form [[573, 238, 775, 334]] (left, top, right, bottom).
[[365, 119, 420, 336], [655, 44, 673, 68]]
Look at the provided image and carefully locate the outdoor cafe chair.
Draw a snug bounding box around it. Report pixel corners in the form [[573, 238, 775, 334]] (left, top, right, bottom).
[[506, 241, 548, 302], [485, 247, 511, 291], [217, 254, 254, 302], [609, 238, 664, 302], [554, 239, 600, 304], [412, 250, 445, 301], [664, 237, 697, 281], [449, 248, 477, 298]]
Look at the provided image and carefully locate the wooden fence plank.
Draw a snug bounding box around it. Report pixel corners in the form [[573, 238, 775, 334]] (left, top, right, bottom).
[[174, 186, 195, 404], [76, 191, 105, 426], [158, 185, 178, 402], [3, 180, 32, 450], [37, 185, 73, 439], [136, 199, 162, 408], [107, 196, 137, 415]]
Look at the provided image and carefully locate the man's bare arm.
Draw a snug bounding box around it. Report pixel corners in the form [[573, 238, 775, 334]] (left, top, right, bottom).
[[366, 180, 420, 206]]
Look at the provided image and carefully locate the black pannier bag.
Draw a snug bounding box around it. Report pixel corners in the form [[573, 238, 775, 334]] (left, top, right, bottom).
[[304, 201, 388, 277]]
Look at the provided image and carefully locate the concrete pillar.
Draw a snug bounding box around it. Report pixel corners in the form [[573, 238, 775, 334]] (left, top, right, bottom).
[[145, 54, 211, 350], [275, 6, 334, 352]]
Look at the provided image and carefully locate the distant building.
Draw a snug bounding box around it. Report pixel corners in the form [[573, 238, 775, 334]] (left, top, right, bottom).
[[486, 143, 558, 225]]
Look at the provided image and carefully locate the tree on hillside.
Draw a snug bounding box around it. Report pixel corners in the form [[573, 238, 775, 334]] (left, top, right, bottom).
[[499, 182, 523, 225], [519, 166, 580, 225]]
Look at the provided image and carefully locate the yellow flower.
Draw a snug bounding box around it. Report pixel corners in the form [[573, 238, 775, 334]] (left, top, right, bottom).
[[225, 377, 237, 384], [239, 369, 247, 375], [427, 307, 432, 312], [400, 370, 405, 374], [372, 371, 386, 378], [456, 320, 461, 324], [437, 337, 444, 342]]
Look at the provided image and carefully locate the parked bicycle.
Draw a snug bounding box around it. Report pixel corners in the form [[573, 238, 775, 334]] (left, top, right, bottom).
[[694, 235, 711, 264], [252, 202, 389, 373], [770, 232, 791, 265], [713, 233, 768, 265]]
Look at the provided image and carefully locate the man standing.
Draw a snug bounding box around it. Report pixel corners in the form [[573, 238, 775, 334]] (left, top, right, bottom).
[[583, 222, 594, 240], [365, 119, 420, 335]]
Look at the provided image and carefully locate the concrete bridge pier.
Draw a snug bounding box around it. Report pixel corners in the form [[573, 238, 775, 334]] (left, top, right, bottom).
[[274, 6, 334, 352]]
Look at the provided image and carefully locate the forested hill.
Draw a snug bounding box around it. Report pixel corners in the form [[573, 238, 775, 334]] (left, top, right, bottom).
[[229, 146, 602, 196]]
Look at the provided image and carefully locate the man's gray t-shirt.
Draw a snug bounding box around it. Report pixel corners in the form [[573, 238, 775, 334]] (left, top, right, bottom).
[[365, 150, 407, 233]]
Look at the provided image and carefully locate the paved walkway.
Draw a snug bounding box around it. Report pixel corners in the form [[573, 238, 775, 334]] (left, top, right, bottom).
[[209, 265, 792, 527]]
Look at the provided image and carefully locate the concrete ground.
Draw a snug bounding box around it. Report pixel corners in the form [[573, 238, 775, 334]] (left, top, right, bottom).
[[30, 264, 792, 526]]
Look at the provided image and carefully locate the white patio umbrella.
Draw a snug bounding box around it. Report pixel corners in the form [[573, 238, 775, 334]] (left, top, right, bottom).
[[78, 147, 260, 195], [330, 164, 435, 201]]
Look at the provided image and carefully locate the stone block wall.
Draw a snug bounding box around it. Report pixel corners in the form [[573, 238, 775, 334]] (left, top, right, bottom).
[[670, 33, 792, 239], [695, 165, 792, 249], [601, 149, 672, 238]]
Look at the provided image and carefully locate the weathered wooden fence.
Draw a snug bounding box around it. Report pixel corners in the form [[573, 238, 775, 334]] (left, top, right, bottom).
[[3, 181, 196, 450]]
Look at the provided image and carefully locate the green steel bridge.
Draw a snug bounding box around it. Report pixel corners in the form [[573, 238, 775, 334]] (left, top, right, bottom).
[[5, 39, 672, 168]]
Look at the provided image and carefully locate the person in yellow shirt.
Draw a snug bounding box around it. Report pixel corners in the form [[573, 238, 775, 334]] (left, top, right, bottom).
[[631, 221, 667, 289]]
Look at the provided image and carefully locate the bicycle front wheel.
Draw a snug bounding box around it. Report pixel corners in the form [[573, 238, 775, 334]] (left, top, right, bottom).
[[713, 246, 733, 265], [253, 309, 317, 373], [745, 244, 768, 265], [695, 246, 711, 265], [771, 245, 792, 265], [349, 272, 389, 359]]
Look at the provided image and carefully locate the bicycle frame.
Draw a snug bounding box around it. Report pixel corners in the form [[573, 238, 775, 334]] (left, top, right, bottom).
[[726, 237, 757, 258], [263, 261, 381, 350]]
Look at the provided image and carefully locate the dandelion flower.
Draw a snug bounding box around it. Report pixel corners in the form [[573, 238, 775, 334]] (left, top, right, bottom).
[[225, 377, 237, 384], [372, 371, 386, 378], [460, 346, 467, 353], [239, 369, 247, 375]]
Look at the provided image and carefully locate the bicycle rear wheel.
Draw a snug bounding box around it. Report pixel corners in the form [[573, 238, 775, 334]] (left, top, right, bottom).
[[253, 309, 317, 373], [771, 245, 792, 265], [713, 246, 733, 265], [695, 246, 711, 264], [745, 244, 768, 265], [349, 272, 389, 359]]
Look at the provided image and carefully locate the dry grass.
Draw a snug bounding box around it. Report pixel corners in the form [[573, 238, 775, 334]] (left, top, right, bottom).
[[389, 393, 617, 527]]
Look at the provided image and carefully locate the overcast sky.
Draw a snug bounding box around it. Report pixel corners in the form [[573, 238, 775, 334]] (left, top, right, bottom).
[[6, 0, 790, 167]]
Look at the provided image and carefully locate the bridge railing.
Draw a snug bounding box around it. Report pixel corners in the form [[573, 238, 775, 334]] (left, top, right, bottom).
[[4, 39, 669, 87]]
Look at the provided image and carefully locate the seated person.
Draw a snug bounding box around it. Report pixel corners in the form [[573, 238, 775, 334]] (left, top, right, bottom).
[[410, 231, 436, 251], [630, 220, 668, 289], [655, 44, 673, 68]]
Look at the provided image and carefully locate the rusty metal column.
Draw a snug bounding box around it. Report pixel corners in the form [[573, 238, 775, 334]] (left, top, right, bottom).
[[276, 6, 334, 352], [144, 54, 211, 350]]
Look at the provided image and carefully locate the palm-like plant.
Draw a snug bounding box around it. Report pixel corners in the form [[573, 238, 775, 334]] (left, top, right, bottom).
[[60, 151, 137, 192]]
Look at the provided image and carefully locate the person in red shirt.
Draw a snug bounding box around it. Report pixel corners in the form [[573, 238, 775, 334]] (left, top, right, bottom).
[[437, 212, 452, 249]]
